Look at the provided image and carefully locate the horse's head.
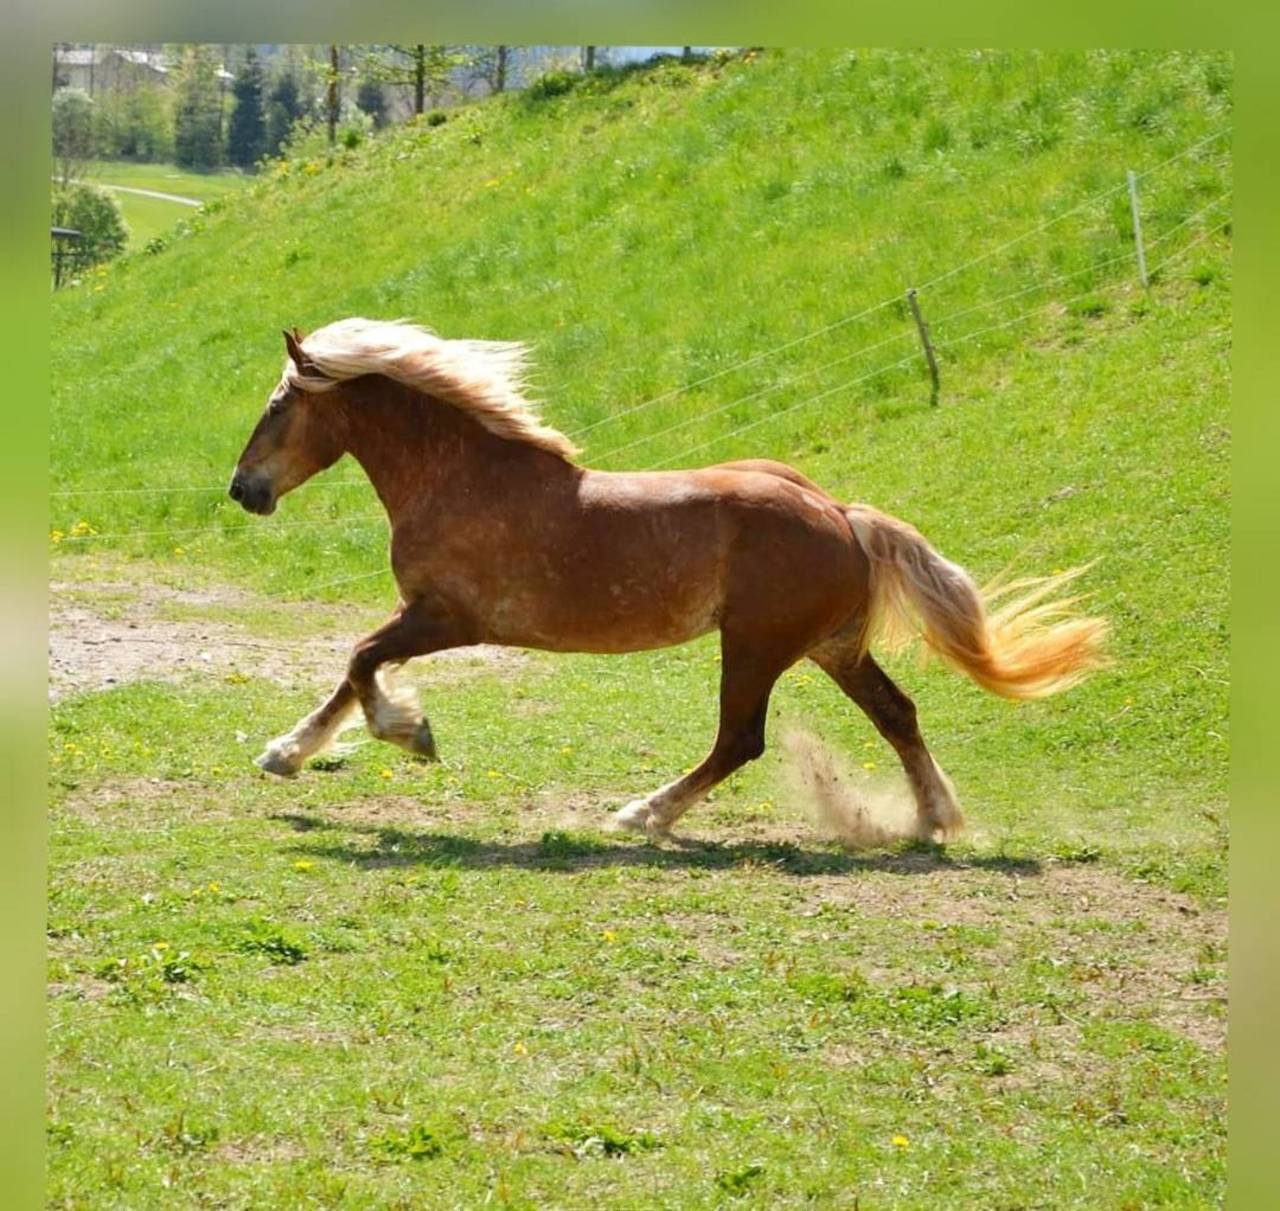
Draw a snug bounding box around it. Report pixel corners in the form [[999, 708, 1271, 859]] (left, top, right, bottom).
[[229, 330, 347, 515]]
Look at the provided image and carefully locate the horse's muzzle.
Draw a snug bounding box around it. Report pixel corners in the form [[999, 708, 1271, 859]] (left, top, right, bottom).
[[228, 471, 276, 515]]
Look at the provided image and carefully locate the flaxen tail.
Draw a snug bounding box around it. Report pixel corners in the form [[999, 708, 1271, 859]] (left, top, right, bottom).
[[845, 504, 1108, 700]]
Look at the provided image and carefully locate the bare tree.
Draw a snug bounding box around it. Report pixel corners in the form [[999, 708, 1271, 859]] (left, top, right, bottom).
[[360, 45, 468, 116], [326, 44, 339, 145], [463, 45, 511, 97]]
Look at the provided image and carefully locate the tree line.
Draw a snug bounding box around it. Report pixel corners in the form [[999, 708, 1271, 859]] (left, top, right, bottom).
[[51, 44, 586, 174]]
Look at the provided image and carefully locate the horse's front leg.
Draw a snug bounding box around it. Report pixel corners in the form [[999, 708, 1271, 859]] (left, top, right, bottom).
[[256, 679, 360, 776], [346, 601, 465, 760]]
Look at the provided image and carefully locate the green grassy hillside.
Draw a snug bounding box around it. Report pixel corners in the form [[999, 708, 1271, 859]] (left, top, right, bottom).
[[52, 49, 1230, 547], [47, 49, 1230, 1206]]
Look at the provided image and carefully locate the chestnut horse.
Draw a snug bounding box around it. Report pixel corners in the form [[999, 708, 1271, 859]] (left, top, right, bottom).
[[230, 319, 1106, 840]]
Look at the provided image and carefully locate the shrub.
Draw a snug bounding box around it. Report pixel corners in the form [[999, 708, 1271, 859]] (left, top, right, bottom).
[[527, 68, 578, 101], [52, 88, 95, 187], [51, 184, 127, 268]]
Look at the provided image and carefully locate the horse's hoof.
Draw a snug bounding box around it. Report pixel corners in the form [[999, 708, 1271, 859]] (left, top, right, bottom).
[[611, 799, 653, 834], [255, 746, 302, 778], [919, 813, 965, 844], [407, 723, 438, 762], [613, 800, 675, 840]]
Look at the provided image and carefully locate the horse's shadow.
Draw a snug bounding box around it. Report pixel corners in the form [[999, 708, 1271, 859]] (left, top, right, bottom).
[[271, 811, 1043, 879]]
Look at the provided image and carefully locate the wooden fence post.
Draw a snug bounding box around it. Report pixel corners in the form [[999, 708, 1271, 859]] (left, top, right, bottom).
[[906, 288, 940, 406], [1127, 169, 1149, 288]]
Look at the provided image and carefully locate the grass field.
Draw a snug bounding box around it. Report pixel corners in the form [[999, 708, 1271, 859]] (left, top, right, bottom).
[[84, 160, 251, 248], [48, 49, 1229, 1207]]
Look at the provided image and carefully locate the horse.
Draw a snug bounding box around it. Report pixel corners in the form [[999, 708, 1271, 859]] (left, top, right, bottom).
[[229, 318, 1107, 841]]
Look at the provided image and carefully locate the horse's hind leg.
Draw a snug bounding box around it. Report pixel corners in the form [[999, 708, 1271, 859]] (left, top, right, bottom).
[[614, 632, 787, 837], [256, 680, 360, 776], [810, 642, 964, 841]]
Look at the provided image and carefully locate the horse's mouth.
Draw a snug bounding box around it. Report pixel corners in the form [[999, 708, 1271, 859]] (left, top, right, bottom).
[[229, 474, 277, 515]]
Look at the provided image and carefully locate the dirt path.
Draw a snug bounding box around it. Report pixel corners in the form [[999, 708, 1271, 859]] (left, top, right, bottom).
[[63, 178, 201, 206], [47, 572, 527, 701]]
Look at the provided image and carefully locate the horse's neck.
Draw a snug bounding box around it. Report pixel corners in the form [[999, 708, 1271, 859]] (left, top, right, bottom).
[[340, 384, 573, 520]]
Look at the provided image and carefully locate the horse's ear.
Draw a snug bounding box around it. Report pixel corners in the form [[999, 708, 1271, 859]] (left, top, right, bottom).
[[283, 328, 312, 373]]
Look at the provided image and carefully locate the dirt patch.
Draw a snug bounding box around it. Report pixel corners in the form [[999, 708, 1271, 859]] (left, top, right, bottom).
[[47, 974, 113, 1002], [48, 575, 529, 702], [214, 1136, 309, 1166], [52, 777, 243, 826], [792, 859, 1226, 1052]]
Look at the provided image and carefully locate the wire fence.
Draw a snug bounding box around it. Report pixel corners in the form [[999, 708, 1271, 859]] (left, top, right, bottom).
[[51, 125, 1231, 571], [52, 509, 386, 545]]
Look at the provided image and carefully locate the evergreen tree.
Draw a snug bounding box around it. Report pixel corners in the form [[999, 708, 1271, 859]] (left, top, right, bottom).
[[227, 47, 266, 168], [173, 46, 224, 169], [265, 69, 303, 156], [356, 77, 388, 128]]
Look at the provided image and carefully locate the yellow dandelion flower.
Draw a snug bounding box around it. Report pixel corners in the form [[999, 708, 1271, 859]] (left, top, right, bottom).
[[293, 859, 314, 871], [50, 530, 65, 544], [380, 768, 393, 779], [602, 929, 617, 943], [891, 1134, 910, 1148], [513, 1041, 528, 1055], [153, 941, 170, 951], [173, 546, 186, 556], [560, 746, 573, 755], [863, 761, 877, 771], [207, 882, 220, 893]]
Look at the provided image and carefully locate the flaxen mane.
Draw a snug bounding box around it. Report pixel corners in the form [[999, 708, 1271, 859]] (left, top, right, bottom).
[[287, 317, 579, 459]]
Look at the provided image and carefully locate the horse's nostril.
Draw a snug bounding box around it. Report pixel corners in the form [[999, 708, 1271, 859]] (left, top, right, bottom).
[[229, 479, 245, 502]]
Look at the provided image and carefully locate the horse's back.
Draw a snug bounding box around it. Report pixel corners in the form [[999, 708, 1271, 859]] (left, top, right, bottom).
[[582, 465, 869, 642]]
